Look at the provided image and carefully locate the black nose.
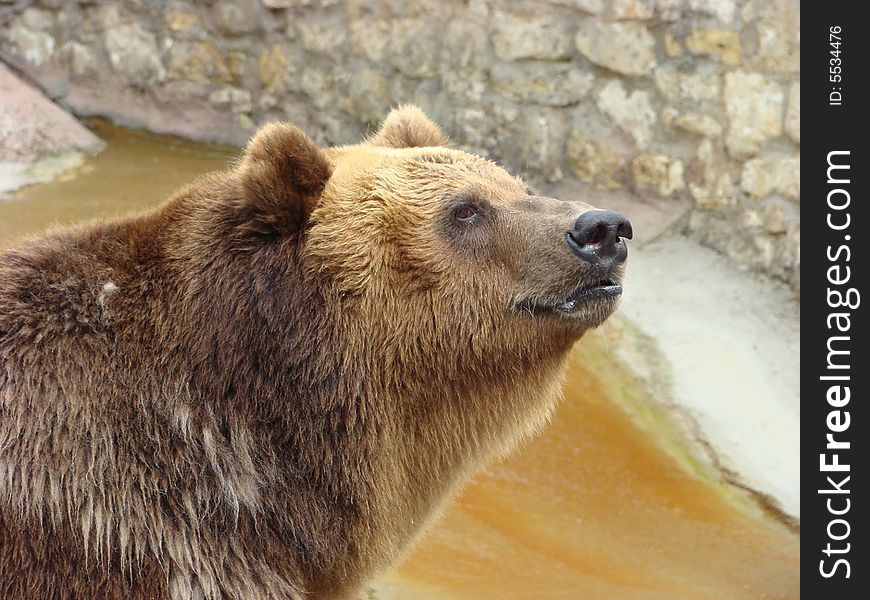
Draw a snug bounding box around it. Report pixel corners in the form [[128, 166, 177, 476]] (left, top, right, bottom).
[[566, 210, 633, 266]]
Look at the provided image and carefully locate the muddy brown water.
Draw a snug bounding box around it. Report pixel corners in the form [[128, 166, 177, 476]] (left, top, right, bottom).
[[1, 122, 799, 599]]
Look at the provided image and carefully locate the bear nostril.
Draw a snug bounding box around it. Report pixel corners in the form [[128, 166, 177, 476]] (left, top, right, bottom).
[[571, 210, 632, 247], [587, 223, 607, 246], [616, 219, 633, 241]]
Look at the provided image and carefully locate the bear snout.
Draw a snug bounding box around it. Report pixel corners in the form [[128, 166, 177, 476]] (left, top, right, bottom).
[[565, 210, 633, 270]]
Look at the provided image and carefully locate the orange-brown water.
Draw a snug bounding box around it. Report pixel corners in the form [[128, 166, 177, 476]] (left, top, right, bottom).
[[1, 123, 799, 599], [376, 342, 799, 599], [0, 120, 238, 246]]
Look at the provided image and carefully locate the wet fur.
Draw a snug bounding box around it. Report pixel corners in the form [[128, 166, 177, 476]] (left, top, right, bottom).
[[1, 108, 601, 598]]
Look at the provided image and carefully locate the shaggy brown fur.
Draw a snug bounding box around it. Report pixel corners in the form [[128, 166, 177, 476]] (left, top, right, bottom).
[[0, 107, 627, 599]]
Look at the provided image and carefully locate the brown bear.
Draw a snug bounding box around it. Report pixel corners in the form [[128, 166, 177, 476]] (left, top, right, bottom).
[[0, 106, 631, 599]]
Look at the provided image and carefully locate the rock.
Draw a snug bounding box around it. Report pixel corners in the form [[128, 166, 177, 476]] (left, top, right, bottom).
[[96, 4, 124, 28], [449, 107, 494, 155], [740, 157, 800, 200], [7, 22, 55, 67], [440, 20, 488, 103], [0, 62, 104, 165], [664, 31, 683, 56], [753, 235, 778, 270], [690, 139, 737, 208], [689, 175, 736, 209], [258, 44, 295, 94], [212, 0, 262, 35], [574, 21, 655, 76], [685, 29, 742, 66], [613, 0, 655, 19], [464, 0, 490, 17], [208, 87, 253, 114], [299, 67, 337, 110], [552, 0, 606, 14], [381, 0, 440, 17], [236, 113, 257, 133], [660, 106, 679, 128], [739, 159, 775, 198], [566, 129, 628, 189], [503, 109, 568, 179], [596, 80, 657, 148], [762, 202, 786, 234], [754, 0, 800, 73], [297, 16, 347, 54], [280, 99, 314, 133], [491, 11, 573, 60], [723, 71, 784, 159], [688, 0, 736, 22], [104, 23, 166, 87], [226, 52, 248, 81], [348, 19, 391, 62], [262, 0, 303, 7], [18, 7, 55, 30], [341, 69, 391, 124], [387, 18, 440, 79], [632, 153, 685, 196], [165, 10, 199, 34], [314, 110, 365, 147], [168, 42, 232, 84], [672, 112, 722, 137], [654, 62, 721, 102], [258, 93, 279, 111], [785, 82, 800, 144], [779, 225, 801, 290], [741, 208, 764, 229], [490, 101, 522, 127], [656, 0, 685, 20], [60, 42, 101, 77], [776, 158, 800, 201], [491, 62, 594, 107]]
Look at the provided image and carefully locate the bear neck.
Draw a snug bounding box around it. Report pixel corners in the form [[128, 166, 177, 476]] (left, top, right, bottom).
[[156, 206, 580, 590]]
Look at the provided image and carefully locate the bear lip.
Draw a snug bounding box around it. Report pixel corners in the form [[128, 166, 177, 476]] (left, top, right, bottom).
[[516, 277, 623, 316], [556, 279, 622, 313]]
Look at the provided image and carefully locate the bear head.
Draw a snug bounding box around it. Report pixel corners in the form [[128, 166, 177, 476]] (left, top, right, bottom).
[[236, 106, 631, 359]]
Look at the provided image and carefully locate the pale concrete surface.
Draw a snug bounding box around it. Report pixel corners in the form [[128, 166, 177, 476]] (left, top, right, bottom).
[[618, 234, 800, 519]]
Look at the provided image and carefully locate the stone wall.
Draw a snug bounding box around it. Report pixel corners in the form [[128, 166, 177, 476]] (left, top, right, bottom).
[[1, 0, 800, 289]]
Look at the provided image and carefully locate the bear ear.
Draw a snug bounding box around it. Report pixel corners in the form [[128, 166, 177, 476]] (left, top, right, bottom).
[[236, 122, 333, 235], [369, 105, 450, 149]]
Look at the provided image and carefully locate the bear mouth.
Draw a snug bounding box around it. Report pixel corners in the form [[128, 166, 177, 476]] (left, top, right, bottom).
[[518, 277, 623, 316], [555, 278, 622, 313], [563, 278, 622, 307]]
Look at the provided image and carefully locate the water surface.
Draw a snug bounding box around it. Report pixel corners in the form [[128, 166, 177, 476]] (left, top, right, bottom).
[[376, 341, 798, 599], [0, 120, 238, 246]]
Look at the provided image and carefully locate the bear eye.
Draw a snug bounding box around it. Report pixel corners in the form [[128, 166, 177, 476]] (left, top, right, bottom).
[[453, 204, 480, 223]]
